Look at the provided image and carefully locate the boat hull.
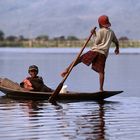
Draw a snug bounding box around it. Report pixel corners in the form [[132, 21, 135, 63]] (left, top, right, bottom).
[[0, 78, 123, 101], [0, 86, 123, 101]]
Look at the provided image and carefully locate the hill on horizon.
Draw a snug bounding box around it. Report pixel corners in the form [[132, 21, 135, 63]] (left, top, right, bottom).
[[0, 0, 140, 39]]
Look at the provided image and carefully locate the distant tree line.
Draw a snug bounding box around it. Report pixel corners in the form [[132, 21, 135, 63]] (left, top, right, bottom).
[[2, 29, 140, 48], [0, 30, 79, 42], [0, 29, 131, 42], [0, 30, 5, 41]]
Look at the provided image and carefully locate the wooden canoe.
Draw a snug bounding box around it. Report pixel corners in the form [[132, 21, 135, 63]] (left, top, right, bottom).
[[0, 78, 123, 101]]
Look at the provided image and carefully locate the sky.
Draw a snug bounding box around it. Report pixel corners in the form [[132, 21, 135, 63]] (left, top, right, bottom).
[[0, 0, 140, 39]]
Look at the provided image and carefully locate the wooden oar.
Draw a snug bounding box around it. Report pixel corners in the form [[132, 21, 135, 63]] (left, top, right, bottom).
[[48, 27, 97, 103]]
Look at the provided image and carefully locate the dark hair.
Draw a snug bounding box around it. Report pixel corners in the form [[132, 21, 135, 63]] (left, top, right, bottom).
[[28, 65, 39, 74]]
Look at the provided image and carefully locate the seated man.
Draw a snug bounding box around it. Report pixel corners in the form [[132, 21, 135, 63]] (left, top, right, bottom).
[[20, 65, 53, 92]]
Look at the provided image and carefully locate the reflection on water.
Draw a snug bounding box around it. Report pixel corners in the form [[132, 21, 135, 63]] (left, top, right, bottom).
[[0, 48, 140, 140], [0, 97, 107, 140], [73, 101, 106, 140], [0, 97, 140, 140]]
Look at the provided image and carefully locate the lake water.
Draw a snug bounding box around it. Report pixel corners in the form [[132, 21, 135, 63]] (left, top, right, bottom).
[[0, 48, 140, 140]]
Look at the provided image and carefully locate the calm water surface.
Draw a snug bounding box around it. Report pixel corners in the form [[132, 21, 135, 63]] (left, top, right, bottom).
[[0, 48, 140, 140]]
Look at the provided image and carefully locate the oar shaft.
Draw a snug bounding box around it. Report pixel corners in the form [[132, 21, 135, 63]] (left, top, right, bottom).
[[62, 27, 97, 83], [49, 27, 97, 103]]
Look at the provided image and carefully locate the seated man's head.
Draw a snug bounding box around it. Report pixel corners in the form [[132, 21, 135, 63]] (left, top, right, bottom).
[[28, 65, 39, 78]]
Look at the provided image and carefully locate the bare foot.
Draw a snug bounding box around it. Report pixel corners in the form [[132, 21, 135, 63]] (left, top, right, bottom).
[[100, 89, 104, 92], [61, 69, 68, 77]]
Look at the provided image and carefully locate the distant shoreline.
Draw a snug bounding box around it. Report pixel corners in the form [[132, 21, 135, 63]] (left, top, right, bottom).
[[1, 40, 140, 48], [0, 47, 140, 54]]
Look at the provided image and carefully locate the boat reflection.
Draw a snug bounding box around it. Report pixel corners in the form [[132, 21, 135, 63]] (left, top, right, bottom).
[[20, 100, 45, 118], [0, 95, 121, 139], [52, 100, 107, 140], [75, 101, 106, 140]]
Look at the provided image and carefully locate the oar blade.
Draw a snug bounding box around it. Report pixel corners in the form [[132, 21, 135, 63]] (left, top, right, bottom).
[[48, 82, 63, 103]]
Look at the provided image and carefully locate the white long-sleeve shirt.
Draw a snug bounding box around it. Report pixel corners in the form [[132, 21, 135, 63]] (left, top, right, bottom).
[[91, 28, 118, 57]]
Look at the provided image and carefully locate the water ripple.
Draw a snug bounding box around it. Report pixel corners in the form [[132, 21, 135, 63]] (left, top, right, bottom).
[[0, 97, 140, 140]]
